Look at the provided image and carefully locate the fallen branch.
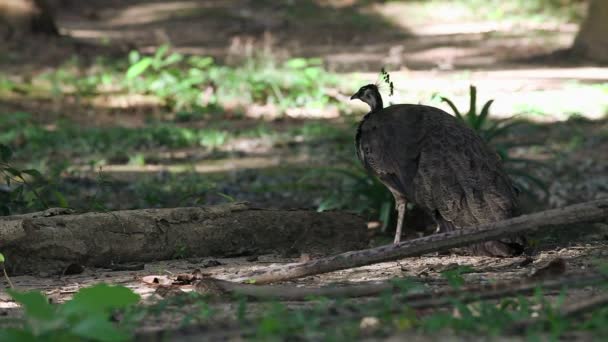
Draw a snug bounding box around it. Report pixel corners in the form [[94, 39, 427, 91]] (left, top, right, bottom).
[[234, 199, 608, 284], [0, 203, 368, 275], [194, 277, 395, 300], [194, 272, 606, 303]]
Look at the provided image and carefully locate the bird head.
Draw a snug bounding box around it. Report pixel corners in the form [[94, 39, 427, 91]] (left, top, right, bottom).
[[350, 84, 383, 112]]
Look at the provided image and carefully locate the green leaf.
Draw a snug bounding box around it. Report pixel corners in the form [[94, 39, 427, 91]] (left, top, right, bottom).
[[128, 50, 140, 64], [0, 144, 12, 162], [70, 313, 131, 342], [53, 191, 69, 208], [285, 58, 308, 69], [21, 169, 44, 180], [160, 53, 183, 67], [468, 85, 477, 120], [216, 192, 236, 203], [61, 284, 139, 317], [153, 45, 169, 66], [0, 253, 4, 263], [188, 56, 214, 69], [126, 57, 153, 79], [0, 328, 37, 342], [8, 290, 55, 320], [484, 120, 523, 142], [477, 99, 494, 130], [5, 167, 21, 177], [440, 97, 462, 120]]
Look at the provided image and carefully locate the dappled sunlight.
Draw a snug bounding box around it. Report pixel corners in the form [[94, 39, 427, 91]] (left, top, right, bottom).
[[107, 1, 208, 26], [2, 0, 608, 339], [350, 66, 608, 121], [85, 154, 312, 176]]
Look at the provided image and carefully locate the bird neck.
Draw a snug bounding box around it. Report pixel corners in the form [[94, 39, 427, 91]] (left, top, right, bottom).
[[368, 92, 384, 112]]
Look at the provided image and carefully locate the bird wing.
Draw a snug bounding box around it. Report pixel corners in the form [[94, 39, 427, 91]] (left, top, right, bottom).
[[357, 105, 425, 200], [412, 113, 518, 227]]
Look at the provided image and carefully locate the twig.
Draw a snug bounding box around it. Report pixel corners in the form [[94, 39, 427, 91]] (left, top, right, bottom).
[[233, 199, 608, 284], [1, 265, 14, 289]]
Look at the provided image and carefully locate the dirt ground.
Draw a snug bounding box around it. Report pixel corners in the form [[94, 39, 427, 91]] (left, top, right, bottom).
[[1, 0, 607, 339]]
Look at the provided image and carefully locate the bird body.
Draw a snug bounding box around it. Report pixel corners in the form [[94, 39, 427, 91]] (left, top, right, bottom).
[[351, 84, 523, 256]]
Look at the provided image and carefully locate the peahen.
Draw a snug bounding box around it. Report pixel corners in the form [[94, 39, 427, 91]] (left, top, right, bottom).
[[351, 84, 525, 257]]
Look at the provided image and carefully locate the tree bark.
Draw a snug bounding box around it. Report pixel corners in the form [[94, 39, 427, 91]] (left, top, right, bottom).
[[0, 0, 59, 37], [0, 203, 368, 275], [234, 199, 608, 284], [572, 0, 608, 62]]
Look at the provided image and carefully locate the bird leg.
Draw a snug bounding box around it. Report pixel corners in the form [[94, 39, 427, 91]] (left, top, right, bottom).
[[394, 199, 407, 244]]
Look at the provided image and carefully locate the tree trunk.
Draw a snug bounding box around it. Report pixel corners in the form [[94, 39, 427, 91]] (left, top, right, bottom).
[[572, 0, 608, 62], [0, 203, 368, 275], [0, 0, 59, 38]]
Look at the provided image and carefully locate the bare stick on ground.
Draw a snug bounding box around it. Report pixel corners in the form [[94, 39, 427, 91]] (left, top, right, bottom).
[[195, 272, 606, 303], [233, 199, 608, 284]]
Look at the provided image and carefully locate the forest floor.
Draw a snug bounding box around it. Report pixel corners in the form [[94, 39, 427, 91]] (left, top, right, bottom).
[[1, 0, 607, 340]]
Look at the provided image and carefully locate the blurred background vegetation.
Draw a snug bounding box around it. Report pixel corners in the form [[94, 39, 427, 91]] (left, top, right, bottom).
[[0, 0, 606, 236]]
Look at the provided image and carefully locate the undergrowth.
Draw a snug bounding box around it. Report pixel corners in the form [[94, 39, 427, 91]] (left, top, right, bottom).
[[1, 265, 606, 341], [0, 45, 343, 116]]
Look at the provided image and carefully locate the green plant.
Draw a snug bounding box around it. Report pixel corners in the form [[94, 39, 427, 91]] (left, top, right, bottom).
[[0, 252, 14, 289], [301, 165, 395, 230], [13, 45, 343, 115], [1, 284, 140, 341], [438, 85, 521, 145], [123, 45, 341, 113], [0, 143, 67, 215]]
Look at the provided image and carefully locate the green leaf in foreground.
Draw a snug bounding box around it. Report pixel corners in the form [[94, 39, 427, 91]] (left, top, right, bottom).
[[70, 313, 131, 342], [8, 290, 55, 321], [126, 57, 153, 79], [0, 328, 37, 342], [60, 283, 140, 316]]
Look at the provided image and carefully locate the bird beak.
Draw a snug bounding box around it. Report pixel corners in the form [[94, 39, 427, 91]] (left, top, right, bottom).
[[350, 92, 360, 100]]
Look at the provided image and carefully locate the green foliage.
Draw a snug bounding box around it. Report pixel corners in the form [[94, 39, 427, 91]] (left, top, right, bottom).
[[302, 165, 395, 230], [0, 142, 64, 215], [2, 284, 140, 342], [34, 45, 341, 114], [223, 275, 608, 340]]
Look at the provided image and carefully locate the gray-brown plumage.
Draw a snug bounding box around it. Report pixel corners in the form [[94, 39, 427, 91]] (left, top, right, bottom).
[[351, 84, 524, 257]]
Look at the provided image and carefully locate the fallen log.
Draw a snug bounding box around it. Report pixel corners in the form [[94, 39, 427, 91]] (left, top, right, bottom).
[[234, 199, 608, 284], [0, 203, 368, 275]]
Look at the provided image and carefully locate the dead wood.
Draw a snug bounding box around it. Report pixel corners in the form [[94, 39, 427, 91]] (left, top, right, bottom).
[[194, 277, 396, 300], [194, 272, 606, 303], [0, 203, 368, 275], [234, 199, 608, 284]]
